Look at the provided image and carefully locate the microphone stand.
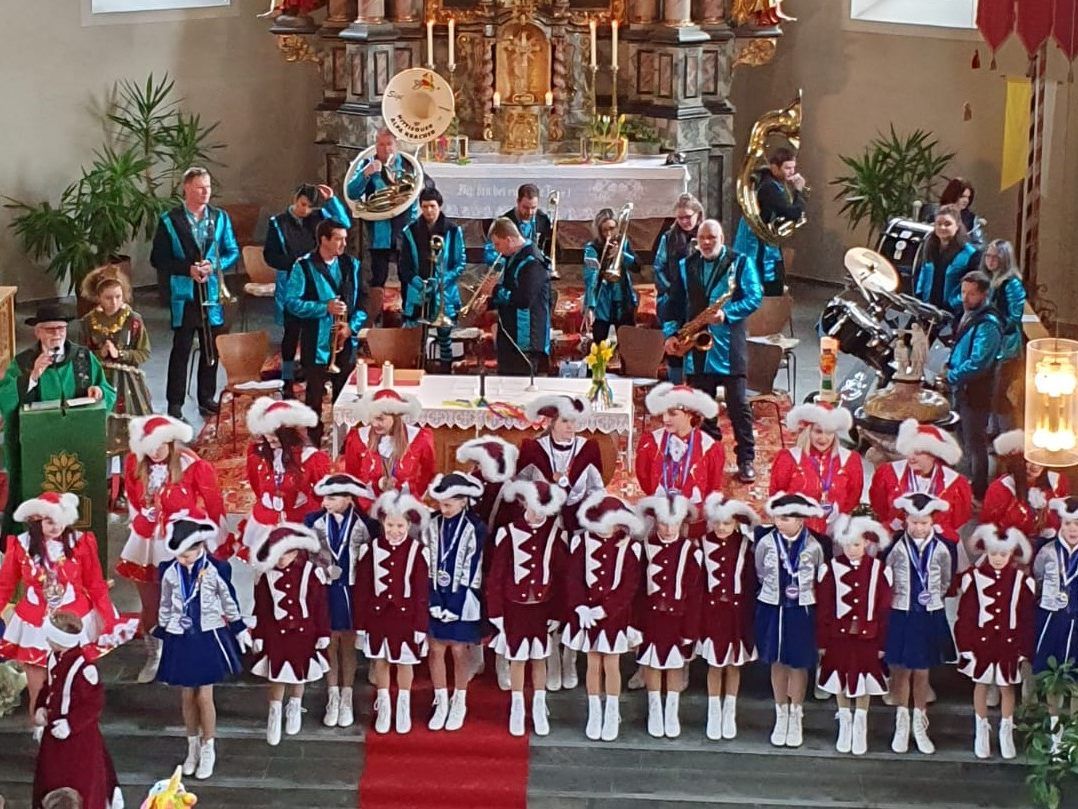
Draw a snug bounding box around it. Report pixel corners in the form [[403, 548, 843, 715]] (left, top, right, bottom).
[[496, 311, 538, 393]]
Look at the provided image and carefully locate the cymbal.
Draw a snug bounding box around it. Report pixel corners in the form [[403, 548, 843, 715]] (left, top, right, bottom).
[[843, 247, 899, 293]]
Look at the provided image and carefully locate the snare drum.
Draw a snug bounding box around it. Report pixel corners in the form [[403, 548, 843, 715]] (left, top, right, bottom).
[[876, 218, 933, 283]]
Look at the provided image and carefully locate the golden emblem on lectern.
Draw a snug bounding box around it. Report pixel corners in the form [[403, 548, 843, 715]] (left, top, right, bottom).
[[42, 451, 91, 530]]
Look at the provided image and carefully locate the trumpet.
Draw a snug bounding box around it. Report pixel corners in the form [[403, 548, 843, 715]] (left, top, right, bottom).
[[546, 190, 561, 281], [458, 255, 504, 328], [599, 203, 634, 284], [422, 235, 454, 330], [326, 300, 349, 375]]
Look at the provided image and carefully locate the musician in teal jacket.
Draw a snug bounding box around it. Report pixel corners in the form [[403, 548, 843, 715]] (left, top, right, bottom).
[[654, 194, 704, 385], [399, 188, 466, 372], [664, 220, 762, 483], [583, 208, 639, 348], [487, 218, 551, 376], [913, 205, 980, 314], [285, 220, 368, 445], [984, 240, 1026, 432], [150, 167, 239, 419]]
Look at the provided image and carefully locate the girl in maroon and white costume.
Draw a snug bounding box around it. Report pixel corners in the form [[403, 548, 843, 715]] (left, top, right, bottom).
[[487, 479, 569, 736], [817, 516, 893, 756], [634, 493, 702, 739], [119, 414, 224, 683], [355, 490, 430, 735], [982, 430, 1068, 548], [770, 403, 863, 537], [955, 525, 1035, 760], [250, 523, 330, 747], [562, 492, 645, 742], [698, 493, 760, 741], [241, 398, 332, 560]]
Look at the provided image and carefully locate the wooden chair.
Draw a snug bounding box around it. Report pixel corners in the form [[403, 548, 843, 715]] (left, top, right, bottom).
[[215, 330, 283, 452], [241, 246, 277, 331], [745, 339, 787, 449], [746, 293, 799, 400], [613, 325, 667, 437], [365, 327, 425, 370]]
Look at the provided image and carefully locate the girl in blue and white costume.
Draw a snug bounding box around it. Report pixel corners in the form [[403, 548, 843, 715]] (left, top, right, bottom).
[[424, 472, 488, 732], [754, 492, 827, 749]]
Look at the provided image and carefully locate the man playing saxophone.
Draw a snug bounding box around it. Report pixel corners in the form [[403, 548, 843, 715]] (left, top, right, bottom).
[[663, 219, 762, 483], [486, 218, 551, 376], [583, 207, 639, 348], [399, 188, 466, 373], [284, 220, 368, 445]]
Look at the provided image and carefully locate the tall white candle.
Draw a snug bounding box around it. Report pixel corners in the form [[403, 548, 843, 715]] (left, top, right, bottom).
[[544, 90, 553, 106], [447, 18, 455, 68], [426, 19, 435, 67], [493, 91, 501, 108], [611, 20, 618, 69], [589, 18, 597, 68], [382, 361, 395, 388], [355, 359, 368, 394]]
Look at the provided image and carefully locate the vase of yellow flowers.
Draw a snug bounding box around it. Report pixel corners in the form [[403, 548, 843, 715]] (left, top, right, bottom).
[[585, 339, 616, 409]]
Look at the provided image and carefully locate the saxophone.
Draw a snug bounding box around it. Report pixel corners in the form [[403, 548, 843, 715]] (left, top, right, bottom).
[[668, 244, 738, 357]]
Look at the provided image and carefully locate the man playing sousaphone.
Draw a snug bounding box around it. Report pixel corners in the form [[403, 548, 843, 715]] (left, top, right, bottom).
[[662, 219, 762, 483]]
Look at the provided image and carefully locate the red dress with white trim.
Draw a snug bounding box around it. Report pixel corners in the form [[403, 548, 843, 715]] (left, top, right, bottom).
[[769, 446, 865, 536], [696, 528, 757, 667], [561, 530, 642, 654], [241, 444, 332, 557], [251, 558, 330, 684], [517, 436, 605, 533], [117, 449, 225, 582], [816, 554, 892, 698], [954, 561, 1035, 685], [869, 460, 973, 543], [343, 424, 437, 508], [486, 517, 567, 661], [981, 472, 1068, 544], [353, 535, 430, 664], [635, 534, 703, 669], [635, 427, 725, 533], [0, 532, 136, 667], [32, 647, 122, 809]]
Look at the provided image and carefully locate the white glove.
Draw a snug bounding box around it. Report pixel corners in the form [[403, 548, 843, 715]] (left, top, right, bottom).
[[413, 631, 427, 646], [236, 629, 254, 653], [316, 636, 330, 650], [252, 638, 264, 654], [575, 605, 596, 630], [34, 708, 47, 727], [50, 719, 71, 740]]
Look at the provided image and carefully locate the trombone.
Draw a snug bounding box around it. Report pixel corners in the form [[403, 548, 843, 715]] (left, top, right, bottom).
[[421, 235, 454, 330], [599, 202, 634, 283], [457, 255, 504, 328], [545, 190, 561, 281], [326, 300, 349, 375], [194, 259, 221, 366]]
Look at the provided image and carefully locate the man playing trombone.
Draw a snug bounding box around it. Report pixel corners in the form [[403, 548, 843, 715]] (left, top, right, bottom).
[[483, 183, 557, 274], [487, 218, 551, 377], [284, 220, 368, 446], [399, 188, 466, 374], [151, 166, 239, 421]]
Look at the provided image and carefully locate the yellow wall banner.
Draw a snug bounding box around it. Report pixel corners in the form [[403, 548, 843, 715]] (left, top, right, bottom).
[[1001, 77, 1032, 191]]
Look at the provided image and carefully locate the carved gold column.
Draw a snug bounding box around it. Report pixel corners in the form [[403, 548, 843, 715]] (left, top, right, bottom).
[[550, 30, 567, 143], [480, 28, 495, 140]]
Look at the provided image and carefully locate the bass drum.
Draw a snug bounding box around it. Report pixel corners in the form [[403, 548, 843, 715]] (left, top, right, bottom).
[[876, 218, 933, 288], [817, 296, 893, 375]]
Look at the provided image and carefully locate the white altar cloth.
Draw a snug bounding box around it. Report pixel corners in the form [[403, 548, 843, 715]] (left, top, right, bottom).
[[331, 375, 633, 456], [423, 156, 688, 220]]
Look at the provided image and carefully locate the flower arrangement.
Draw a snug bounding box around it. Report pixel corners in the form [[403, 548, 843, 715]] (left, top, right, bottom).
[[585, 339, 616, 409]]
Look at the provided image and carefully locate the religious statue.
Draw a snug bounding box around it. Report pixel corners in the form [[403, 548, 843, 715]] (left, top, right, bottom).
[[893, 335, 911, 379], [507, 30, 541, 98], [908, 322, 930, 380], [731, 0, 795, 26], [496, 22, 551, 106]]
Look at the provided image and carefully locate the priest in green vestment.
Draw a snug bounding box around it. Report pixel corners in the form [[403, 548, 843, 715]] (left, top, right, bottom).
[[0, 303, 115, 520]]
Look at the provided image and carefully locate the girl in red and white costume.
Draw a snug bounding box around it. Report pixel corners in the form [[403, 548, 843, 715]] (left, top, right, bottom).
[[869, 418, 972, 546], [0, 492, 135, 724], [343, 388, 436, 506], [982, 429, 1068, 549], [698, 493, 760, 740], [635, 383, 724, 535], [816, 516, 893, 756], [771, 403, 864, 538], [955, 525, 1035, 759], [562, 492, 645, 742], [634, 493, 702, 739], [356, 489, 430, 735], [487, 479, 568, 737], [119, 414, 225, 683], [456, 436, 520, 533], [240, 397, 332, 560]]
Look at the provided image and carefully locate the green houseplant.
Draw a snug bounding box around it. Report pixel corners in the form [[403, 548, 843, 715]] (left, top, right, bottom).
[[1019, 658, 1078, 809], [831, 127, 954, 243], [6, 74, 223, 296]]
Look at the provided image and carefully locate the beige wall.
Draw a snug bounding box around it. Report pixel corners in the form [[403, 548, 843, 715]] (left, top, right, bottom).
[[0, 0, 321, 300], [729, 0, 1077, 325]]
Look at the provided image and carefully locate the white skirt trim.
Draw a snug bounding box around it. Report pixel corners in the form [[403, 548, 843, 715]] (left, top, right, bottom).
[[118, 530, 170, 568], [636, 643, 687, 670], [561, 624, 642, 655], [489, 632, 551, 661], [250, 652, 329, 684], [695, 638, 757, 668], [817, 669, 889, 698], [957, 652, 1025, 686], [364, 636, 426, 664], [3, 609, 105, 653]]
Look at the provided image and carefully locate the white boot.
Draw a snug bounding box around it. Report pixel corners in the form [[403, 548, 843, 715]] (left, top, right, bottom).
[[986, 683, 1000, 708], [664, 691, 681, 738], [999, 716, 1016, 760], [446, 690, 468, 731], [496, 655, 511, 691], [892, 707, 910, 753], [137, 636, 163, 684], [585, 695, 603, 740], [852, 708, 869, 756], [835, 708, 853, 753], [266, 701, 283, 746], [338, 687, 355, 728], [374, 689, 392, 734], [429, 688, 449, 731], [285, 697, 303, 736], [561, 647, 578, 689], [509, 691, 526, 736], [706, 696, 723, 741], [722, 695, 738, 740], [547, 646, 562, 692], [912, 708, 935, 754], [532, 690, 550, 736], [470, 644, 486, 679], [323, 687, 341, 727], [785, 704, 804, 747], [601, 695, 620, 741], [647, 691, 665, 738], [974, 715, 991, 759], [195, 738, 215, 780], [182, 736, 200, 776], [396, 690, 412, 733], [770, 704, 790, 747], [628, 666, 645, 690]]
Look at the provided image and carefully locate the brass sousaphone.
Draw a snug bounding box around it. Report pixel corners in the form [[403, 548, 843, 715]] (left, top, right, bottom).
[[344, 68, 456, 221]]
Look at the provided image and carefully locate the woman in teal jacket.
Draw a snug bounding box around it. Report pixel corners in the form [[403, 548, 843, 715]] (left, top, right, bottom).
[[984, 240, 1026, 432], [912, 205, 979, 314]]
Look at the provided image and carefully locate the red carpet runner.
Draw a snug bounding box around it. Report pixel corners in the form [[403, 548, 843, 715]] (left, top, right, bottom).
[[358, 670, 529, 809]]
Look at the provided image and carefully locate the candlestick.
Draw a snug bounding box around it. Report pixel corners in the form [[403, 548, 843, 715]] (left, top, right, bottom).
[[544, 90, 553, 107], [611, 65, 619, 122], [447, 17, 455, 69], [426, 19, 435, 69], [589, 18, 597, 69], [493, 91, 501, 108], [610, 20, 618, 69]]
